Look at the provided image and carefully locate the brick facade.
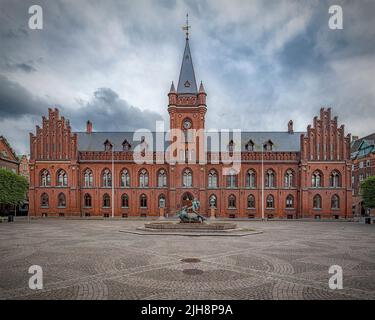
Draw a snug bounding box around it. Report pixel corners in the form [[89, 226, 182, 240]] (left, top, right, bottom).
[[28, 36, 353, 219], [351, 134, 375, 216]]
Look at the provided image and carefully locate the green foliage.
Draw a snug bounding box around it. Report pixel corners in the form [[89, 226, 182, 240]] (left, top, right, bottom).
[[360, 176, 375, 209], [0, 168, 29, 206]]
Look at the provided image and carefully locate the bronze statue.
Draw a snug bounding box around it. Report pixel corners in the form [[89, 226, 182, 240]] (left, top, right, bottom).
[[176, 198, 206, 223]]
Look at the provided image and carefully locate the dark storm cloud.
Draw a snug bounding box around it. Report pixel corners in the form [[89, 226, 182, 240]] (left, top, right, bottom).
[[0, 0, 374, 154], [67, 88, 163, 132], [3, 62, 37, 73], [0, 74, 47, 117], [0, 75, 162, 131]]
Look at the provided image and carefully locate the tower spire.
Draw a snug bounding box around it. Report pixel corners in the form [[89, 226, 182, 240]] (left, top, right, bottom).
[[182, 13, 190, 40], [177, 14, 197, 94]]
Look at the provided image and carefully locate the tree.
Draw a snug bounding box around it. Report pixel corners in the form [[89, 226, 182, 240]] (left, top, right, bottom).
[[0, 168, 29, 214], [360, 176, 375, 210]]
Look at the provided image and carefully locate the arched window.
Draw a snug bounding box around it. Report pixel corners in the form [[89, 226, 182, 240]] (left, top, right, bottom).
[[313, 194, 322, 209], [158, 194, 166, 208], [246, 169, 256, 188], [208, 169, 218, 188], [247, 194, 255, 208], [182, 168, 192, 187], [140, 194, 147, 208], [84, 194, 92, 207], [312, 171, 323, 188], [228, 195, 236, 208], [266, 195, 274, 208], [157, 169, 167, 187], [57, 169, 68, 187], [103, 193, 110, 208], [286, 195, 294, 208], [102, 169, 112, 187], [121, 194, 129, 208], [84, 169, 93, 187], [57, 193, 66, 207], [40, 193, 49, 207], [139, 169, 149, 187], [209, 194, 217, 208], [331, 194, 340, 209], [265, 169, 275, 188], [120, 169, 130, 187], [40, 170, 51, 187], [329, 170, 341, 188], [226, 169, 237, 188], [284, 169, 294, 188]]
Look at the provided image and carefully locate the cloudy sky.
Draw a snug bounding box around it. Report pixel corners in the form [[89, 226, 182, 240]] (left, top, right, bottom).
[[0, 0, 374, 155]]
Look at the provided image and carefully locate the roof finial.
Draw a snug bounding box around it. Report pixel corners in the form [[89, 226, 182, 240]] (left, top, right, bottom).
[[182, 13, 190, 40]]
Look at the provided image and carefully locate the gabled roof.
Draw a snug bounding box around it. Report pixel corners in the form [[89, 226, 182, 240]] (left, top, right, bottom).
[[0, 136, 19, 163], [351, 132, 375, 152], [351, 138, 375, 160], [177, 39, 198, 94]]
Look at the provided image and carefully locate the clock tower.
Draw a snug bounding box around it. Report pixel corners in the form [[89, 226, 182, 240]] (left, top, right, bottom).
[[167, 19, 208, 215], [168, 26, 207, 132]]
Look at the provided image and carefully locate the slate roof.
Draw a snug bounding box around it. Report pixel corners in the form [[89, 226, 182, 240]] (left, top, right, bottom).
[[351, 133, 375, 153], [76, 131, 304, 152], [177, 39, 198, 94], [351, 139, 375, 160]]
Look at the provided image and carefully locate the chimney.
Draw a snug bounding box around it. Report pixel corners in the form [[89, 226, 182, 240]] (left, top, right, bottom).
[[352, 135, 358, 142], [288, 120, 294, 134], [86, 120, 92, 134]]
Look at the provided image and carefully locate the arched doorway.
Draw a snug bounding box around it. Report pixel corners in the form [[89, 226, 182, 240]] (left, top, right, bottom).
[[182, 192, 193, 208]]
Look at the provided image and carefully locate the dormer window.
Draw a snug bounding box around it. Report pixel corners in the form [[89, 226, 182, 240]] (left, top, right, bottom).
[[245, 140, 254, 151], [122, 139, 131, 151], [263, 140, 273, 151], [228, 140, 234, 152], [139, 136, 148, 152], [104, 139, 113, 151]]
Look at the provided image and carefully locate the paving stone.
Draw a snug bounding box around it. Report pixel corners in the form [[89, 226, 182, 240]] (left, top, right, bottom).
[[0, 220, 374, 300]]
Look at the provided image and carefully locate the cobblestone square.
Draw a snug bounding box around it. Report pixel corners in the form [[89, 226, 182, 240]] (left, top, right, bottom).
[[0, 219, 374, 300]]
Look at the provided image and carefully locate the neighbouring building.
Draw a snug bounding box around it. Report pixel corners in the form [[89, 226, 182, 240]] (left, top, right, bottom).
[[28, 29, 353, 219], [0, 136, 21, 215], [351, 133, 375, 216], [0, 136, 19, 174], [18, 155, 30, 182]]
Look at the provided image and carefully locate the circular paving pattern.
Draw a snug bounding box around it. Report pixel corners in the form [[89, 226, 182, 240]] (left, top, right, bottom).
[[0, 219, 374, 300]]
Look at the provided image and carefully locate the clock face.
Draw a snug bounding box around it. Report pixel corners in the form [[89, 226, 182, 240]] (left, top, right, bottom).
[[183, 120, 192, 129]]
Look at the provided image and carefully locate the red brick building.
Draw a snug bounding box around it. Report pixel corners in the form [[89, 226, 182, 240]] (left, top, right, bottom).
[[18, 155, 30, 182], [28, 34, 353, 219], [0, 136, 19, 174], [351, 133, 375, 216]]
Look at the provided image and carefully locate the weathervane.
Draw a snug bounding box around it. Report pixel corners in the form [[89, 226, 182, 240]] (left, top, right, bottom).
[[182, 13, 190, 40]]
